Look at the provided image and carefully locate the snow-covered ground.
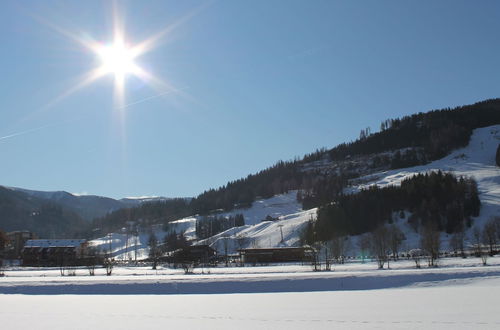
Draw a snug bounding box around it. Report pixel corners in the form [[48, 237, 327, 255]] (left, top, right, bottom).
[[1, 257, 500, 329]]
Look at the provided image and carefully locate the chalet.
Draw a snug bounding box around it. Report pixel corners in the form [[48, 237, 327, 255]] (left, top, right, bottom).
[[238, 246, 315, 264], [21, 239, 88, 267]]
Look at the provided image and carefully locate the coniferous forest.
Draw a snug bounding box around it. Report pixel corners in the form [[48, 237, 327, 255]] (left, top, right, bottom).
[[308, 171, 480, 242]]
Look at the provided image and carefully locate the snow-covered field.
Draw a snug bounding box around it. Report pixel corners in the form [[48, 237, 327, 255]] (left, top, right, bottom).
[[1, 257, 500, 329]]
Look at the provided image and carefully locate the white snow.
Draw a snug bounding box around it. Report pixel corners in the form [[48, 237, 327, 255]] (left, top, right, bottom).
[[1, 257, 500, 329]]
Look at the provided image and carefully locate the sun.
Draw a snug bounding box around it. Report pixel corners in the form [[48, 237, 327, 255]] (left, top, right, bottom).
[[39, 1, 207, 111], [97, 41, 139, 78]]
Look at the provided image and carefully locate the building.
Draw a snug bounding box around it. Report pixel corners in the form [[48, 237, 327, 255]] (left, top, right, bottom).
[[5, 231, 37, 259], [21, 239, 88, 267], [166, 245, 217, 265], [238, 247, 315, 264]]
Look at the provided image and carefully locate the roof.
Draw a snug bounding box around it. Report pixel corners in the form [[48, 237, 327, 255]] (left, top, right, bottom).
[[24, 239, 87, 248]]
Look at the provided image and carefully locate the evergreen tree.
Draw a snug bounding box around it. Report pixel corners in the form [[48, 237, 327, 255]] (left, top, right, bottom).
[[496, 144, 500, 167]]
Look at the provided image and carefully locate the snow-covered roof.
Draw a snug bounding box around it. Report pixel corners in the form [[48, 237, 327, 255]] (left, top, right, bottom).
[[24, 239, 87, 248]]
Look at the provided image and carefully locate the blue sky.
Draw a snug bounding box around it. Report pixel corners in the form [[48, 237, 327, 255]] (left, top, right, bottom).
[[1, 0, 499, 199]]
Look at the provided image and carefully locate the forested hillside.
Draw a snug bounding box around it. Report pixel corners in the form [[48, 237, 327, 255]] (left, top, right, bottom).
[[94, 99, 500, 234], [0, 187, 88, 238], [305, 171, 480, 243]]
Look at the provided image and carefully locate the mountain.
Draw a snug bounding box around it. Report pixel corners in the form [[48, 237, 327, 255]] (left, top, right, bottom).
[[0, 186, 88, 238], [94, 98, 500, 233], [6, 187, 174, 221], [0, 186, 179, 238]]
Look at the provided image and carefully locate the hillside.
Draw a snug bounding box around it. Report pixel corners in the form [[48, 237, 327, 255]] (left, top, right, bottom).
[[0, 186, 173, 238], [0, 186, 88, 238], [91, 124, 500, 260], [93, 98, 500, 235]]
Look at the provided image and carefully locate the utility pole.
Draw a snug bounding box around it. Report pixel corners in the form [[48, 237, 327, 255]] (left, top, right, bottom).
[[108, 233, 112, 258], [134, 233, 138, 265], [278, 224, 284, 243]]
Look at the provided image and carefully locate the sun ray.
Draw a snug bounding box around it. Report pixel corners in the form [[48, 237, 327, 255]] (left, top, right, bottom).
[[42, 67, 107, 111], [36, 1, 208, 125]]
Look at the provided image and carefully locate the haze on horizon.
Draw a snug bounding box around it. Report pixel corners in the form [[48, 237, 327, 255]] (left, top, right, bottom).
[[1, 0, 499, 199]]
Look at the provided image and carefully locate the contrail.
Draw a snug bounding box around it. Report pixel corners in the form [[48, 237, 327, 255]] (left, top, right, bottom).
[[0, 117, 82, 142], [0, 123, 57, 141], [115, 87, 189, 110], [0, 89, 187, 142]]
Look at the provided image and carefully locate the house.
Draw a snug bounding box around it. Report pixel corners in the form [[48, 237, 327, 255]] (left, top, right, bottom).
[[21, 239, 88, 267], [5, 231, 37, 259], [238, 247, 315, 264]]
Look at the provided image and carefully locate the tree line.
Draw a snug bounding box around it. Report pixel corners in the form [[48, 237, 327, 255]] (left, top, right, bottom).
[[306, 171, 480, 242], [195, 214, 245, 240]]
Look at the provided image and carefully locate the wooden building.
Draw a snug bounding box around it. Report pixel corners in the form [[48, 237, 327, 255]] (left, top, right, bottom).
[[166, 245, 217, 265], [238, 247, 315, 264], [21, 239, 88, 267]]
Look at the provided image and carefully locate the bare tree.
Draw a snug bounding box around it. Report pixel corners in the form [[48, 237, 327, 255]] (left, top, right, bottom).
[[86, 246, 98, 276], [148, 233, 160, 270], [420, 223, 440, 267], [235, 235, 248, 266], [409, 249, 423, 269], [449, 230, 465, 258], [388, 225, 405, 260], [482, 218, 497, 256], [331, 235, 349, 264], [104, 257, 114, 276], [357, 233, 371, 263], [222, 235, 230, 267], [370, 226, 390, 269], [473, 226, 487, 266]]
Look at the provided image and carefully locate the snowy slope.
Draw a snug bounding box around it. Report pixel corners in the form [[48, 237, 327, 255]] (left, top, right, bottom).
[[91, 192, 310, 260], [89, 225, 169, 261], [196, 208, 317, 255], [166, 191, 303, 240], [346, 125, 500, 247]]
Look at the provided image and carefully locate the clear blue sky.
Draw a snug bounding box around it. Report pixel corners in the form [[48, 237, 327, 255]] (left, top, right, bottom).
[[1, 0, 499, 199]]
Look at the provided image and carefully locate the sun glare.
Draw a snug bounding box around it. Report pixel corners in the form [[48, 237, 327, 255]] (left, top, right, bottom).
[[39, 1, 206, 112], [97, 42, 138, 77]]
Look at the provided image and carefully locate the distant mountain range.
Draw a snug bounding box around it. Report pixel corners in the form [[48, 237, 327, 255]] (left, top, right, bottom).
[[0, 186, 179, 238], [7, 187, 173, 221]]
